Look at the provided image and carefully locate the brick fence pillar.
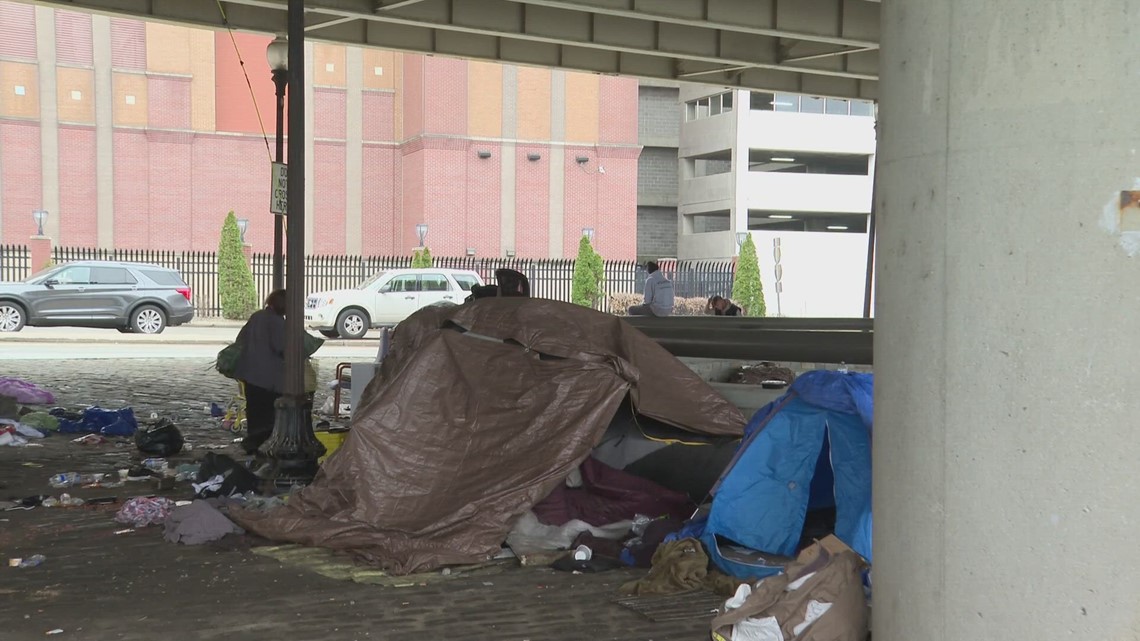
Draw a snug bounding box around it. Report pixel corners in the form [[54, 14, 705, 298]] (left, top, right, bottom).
[[242, 243, 253, 267], [29, 235, 52, 276]]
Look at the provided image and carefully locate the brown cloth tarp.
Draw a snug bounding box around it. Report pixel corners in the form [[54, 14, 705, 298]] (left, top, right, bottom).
[[233, 298, 744, 574]]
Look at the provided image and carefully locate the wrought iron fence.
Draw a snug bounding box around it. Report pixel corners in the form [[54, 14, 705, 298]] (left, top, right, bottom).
[[47, 246, 736, 318], [0, 244, 30, 283]]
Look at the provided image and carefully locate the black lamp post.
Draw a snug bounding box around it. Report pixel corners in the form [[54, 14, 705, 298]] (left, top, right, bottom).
[[259, 3, 324, 483], [267, 35, 288, 292]]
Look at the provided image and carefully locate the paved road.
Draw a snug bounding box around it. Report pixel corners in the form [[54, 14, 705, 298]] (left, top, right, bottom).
[[0, 325, 381, 360]]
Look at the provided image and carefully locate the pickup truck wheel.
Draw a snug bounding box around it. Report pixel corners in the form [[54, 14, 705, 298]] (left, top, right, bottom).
[[336, 309, 369, 339], [0, 303, 25, 332]]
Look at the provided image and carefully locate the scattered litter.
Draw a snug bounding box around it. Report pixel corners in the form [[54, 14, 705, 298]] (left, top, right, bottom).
[[71, 434, 107, 446], [163, 500, 244, 545], [55, 407, 138, 437], [174, 463, 200, 482], [48, 473, 106, 489], [114, 497, 175, 528], [8, 558, 20, 567], [114, 529, 134, 535], [46, 629, 64, 636], [20, 411, 59, 432], [135, 419, 183, 456], [142, 458, 168, 473], [17, 554, 46, 568], [0, 378, 55, 404]]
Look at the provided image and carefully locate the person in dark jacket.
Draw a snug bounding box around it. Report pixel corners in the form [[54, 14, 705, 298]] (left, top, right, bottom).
[[233, 290, 286, 455], [707, 295, 743, 316]]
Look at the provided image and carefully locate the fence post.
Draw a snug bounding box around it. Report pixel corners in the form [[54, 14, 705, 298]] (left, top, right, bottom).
[[28, 235, 52, 276]]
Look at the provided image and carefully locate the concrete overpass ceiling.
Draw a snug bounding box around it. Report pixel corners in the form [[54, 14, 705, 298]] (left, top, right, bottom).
[[22, 0, 879, 99]]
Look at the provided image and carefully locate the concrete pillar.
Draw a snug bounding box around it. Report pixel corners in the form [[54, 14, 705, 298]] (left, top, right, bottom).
[[548, 70, 566, 259], [92, 15, 114, 249], [344, 47, 364, 255], [875, 3, 1140, 641], [35, 8, 61, 242]]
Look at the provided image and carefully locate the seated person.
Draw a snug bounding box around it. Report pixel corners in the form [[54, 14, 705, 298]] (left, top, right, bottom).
[[627, 261, 675, 317], [707, 295, 743, 316]]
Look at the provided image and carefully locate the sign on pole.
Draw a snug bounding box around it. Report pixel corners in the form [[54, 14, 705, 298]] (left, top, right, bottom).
[[270, 162, 288, 215]]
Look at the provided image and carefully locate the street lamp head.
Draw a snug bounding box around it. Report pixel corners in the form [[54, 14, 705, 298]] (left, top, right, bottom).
[[32, 209, 47, 236], [736, 232, 749, 247], [237, 218, 250, 242], [266, 35, 289, 72], [415, 223, 429, 246], [582, 227, 595, 242]]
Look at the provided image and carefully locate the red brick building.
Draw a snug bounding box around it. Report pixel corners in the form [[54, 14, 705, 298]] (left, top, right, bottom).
[[0, 3, 640, 260]]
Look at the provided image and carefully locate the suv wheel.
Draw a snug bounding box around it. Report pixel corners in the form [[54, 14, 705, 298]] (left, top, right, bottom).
[[131, 305, 167, 334], [0, 303, 25, 332], [336, 308, 369, 339]]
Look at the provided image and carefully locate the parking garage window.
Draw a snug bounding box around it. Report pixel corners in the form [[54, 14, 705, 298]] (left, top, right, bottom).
[[748, 91, 874, 118], [685, 92, 734, 121]]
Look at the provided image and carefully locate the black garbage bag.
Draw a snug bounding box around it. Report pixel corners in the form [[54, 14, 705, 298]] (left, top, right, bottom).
[[134, 419, 184, 456], [194, 452, 260, 499]]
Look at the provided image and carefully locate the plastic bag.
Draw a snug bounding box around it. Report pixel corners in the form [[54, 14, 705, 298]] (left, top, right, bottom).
[[57, 407, 138, 437], [134, 419, 184, 457], [215, 343, 241, 379]]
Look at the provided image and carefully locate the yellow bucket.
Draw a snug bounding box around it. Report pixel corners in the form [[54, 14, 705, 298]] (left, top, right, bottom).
[[315, 428, 349, 464]]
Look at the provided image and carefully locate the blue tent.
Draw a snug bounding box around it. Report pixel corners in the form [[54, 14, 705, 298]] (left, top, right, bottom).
[[701, 370, 873, 580]]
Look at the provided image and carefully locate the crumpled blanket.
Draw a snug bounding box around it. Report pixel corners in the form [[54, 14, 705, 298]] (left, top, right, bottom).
[[619, 537, 710, 596], [163, 500, 244, 545], [115, 497, 176, 527], [0, 378, 55, 405]]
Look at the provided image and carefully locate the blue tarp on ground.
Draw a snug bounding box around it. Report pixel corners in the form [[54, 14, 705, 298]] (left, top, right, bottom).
[[702, 370, 872, 580]]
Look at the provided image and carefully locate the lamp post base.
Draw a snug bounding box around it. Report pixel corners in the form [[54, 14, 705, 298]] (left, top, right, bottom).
[[256, 394, 325, 483]]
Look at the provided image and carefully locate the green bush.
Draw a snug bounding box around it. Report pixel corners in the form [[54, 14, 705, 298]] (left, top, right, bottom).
[[218, 211, 258, 320], [571, 236, 605, 308], [411, 247, 433, 268], [732, 234, 766, 317], [610, 292, 707, 316]]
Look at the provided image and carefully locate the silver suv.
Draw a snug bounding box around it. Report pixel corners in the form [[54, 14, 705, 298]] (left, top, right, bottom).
[[0, 261, 195, 334]]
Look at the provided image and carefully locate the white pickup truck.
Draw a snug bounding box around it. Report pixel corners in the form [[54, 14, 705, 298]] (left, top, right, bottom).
[[304, 268, 484, 339]]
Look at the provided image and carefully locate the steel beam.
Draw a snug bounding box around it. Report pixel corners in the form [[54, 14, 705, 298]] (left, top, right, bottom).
[[622, 316, 874, 332], [640, 328, 873, 365], [18, 0, 879, 99]]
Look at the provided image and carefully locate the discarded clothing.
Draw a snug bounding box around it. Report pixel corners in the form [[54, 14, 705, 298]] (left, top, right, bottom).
[[115, 497, 176, 528], [532, 457, 693, 528], [0, 428, 28, 447], [163, 500, 245, 545], [0, 420, 45, 439], [193, 453, 259, 499], [619, 537, 709, 596], [733, 616, 785, 641], [505, 510, 631, 554], [710, 536, 868, 641], [20, 411, 59, 432], [0, 378, 55, 405], [57, 407, 138, 437]]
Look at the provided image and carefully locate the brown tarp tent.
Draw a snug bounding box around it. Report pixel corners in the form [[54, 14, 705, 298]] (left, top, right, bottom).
[[234, 298, 745, 574]]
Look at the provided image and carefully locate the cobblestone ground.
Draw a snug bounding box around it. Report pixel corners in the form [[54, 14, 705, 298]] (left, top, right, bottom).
[[0, 359, 714, 641]]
